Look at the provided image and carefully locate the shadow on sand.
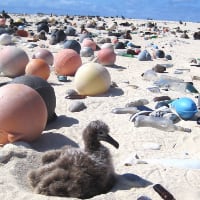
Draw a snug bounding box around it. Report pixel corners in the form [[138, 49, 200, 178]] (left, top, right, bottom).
[[105, 64, 127, 70], [30, 132, 79, 152], [94, 87, 124, 97], [45, 115, 79, 130], [29, 115, 80, 152], [112, 173, 153, 191]]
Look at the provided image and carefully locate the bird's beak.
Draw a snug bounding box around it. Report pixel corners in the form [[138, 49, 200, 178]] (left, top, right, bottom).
[[103, 134, 119, 149]]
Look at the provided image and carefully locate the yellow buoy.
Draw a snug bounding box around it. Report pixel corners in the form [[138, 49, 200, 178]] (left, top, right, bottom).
[[74, 63, 111, 96]]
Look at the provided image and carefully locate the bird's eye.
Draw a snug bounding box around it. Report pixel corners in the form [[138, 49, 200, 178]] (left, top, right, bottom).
[[98, 131, 104, 135]]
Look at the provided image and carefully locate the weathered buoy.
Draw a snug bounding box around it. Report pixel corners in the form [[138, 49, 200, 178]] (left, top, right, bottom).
[[0, 33, 12, 45], [16, 29, 29, 37], [0, 84, 47, 145], [0, 46, 29, 78], [74, 63, 111, 96], [11, 75, 56, 122], [81, 38, 96, 51], [25, 58, 50, 80], [80, 47, 94, 57], [63, 40, 81, 54], [0, 18, 6, 26], [97, 48, 116, 66], [101, 43, 114, 50], [54, 49, 82, 76], [32, 48, 54, 66]]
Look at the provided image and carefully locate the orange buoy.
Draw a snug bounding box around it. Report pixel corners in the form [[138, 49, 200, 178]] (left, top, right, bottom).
[[25, 58, 50, 80], [0, 84, 47, 145], [0, 130, 9, 146], [54, 49, 82, 76], [16, 29, 29, 37]]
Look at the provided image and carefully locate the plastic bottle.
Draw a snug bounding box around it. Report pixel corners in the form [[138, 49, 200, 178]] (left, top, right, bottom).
[[142, 69, 158, 81], [154, 75, 183, 88], [154, 75, 199, 93], [134, 115, 191, 132]]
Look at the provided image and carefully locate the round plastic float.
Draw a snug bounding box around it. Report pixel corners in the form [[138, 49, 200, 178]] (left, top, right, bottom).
[[97, 48, 116, 66], [54, 49, 82, 76], [0, 18, 6, 26], [81, 38, 96, 51], [171, 97, 198, 120], [0, 33, 12, 45], [0, 84, 47, 145], [25, 58, 50, 80], [0, 46, 29, 78], [11, 75, 56, 122], [80, 47, 94, 57], [16, 29, 29, 37], [32, 48, 54, 66], [74, 62, 111, 96], [63, 40, 81, 54]]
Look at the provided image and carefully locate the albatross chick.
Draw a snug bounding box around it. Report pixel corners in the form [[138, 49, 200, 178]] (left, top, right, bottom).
[[28, 120, 119, 199]]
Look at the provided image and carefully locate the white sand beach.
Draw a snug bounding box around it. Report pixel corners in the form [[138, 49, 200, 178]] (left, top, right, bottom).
[[0, 13, 200, 200]]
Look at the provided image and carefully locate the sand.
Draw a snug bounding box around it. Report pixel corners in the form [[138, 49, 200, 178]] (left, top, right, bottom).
[[0, 13, 200, 200]]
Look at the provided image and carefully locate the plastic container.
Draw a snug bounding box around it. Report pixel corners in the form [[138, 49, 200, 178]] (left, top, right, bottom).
[[142, 69, 158, 81], [134, 115, 191, 132], [154, 75, 199, 94], [170, 97, 198, 120]]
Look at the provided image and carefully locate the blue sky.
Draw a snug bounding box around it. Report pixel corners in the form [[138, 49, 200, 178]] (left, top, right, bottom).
[[0, 0, 199, 22]]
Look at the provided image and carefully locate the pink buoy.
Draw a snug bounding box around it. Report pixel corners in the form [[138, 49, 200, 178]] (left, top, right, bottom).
[[32, 48, 54, 66], [81, 38, 96, 51], [97, 48, 116, 66], [54, 49, 82, 76], [0, 84, 47, 146], [0, 46, 29, 78], [111, 37, 118, 44], [0, 18, 6, 26]]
